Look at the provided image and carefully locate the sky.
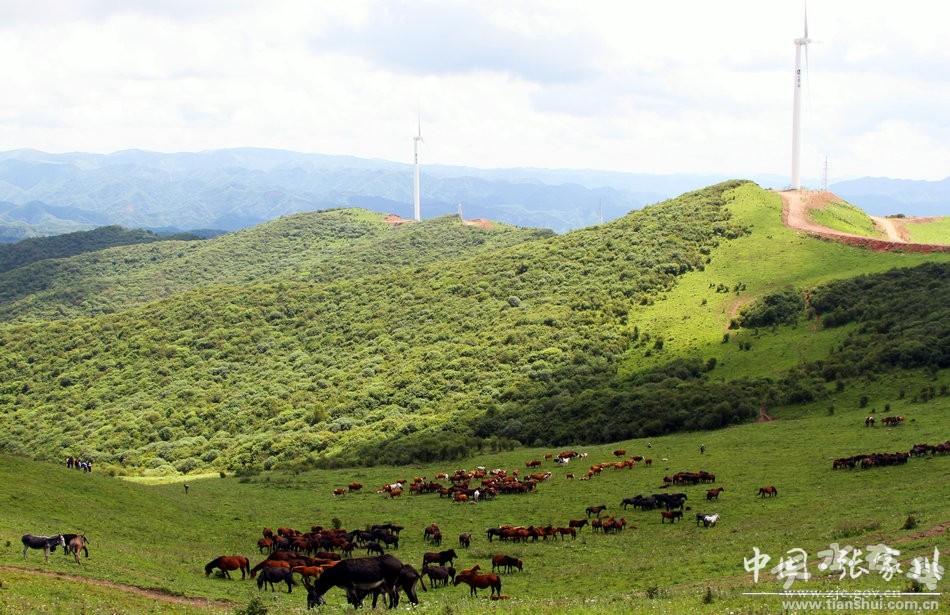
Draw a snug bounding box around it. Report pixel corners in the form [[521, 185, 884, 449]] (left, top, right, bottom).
[[1, 0, 948, 181]]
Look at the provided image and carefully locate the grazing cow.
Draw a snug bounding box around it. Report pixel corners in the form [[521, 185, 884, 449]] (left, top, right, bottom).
[[348, 482, 363, 492], [525, 460, 542, 468], [454, 493, 468, 503], [257, 566, 296, 593], [758, 486, 778, 498], [205, 555, 250, 579], [613, 449, 626, 457], [491, 555, 523, 573], [706, 487, 725, 501], [660, 510, 683, 523], [21, 534, 65, 563], [422, 549, 457, 568], [333, 488, 345, 497], [458, 533, 471, 548], [454, 572, 502, 598], [586, 504, 608, 518]]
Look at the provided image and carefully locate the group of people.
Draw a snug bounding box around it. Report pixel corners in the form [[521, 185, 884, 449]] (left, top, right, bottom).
[[65, 456, 93, 472]]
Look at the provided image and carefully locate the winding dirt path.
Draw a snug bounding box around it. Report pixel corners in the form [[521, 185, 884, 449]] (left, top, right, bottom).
[[0, 565, 231, 610], [871, 215, 904, 242], [779, 190, 950, 253]]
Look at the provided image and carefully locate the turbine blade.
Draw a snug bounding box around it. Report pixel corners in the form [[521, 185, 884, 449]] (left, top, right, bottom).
[[803, 0, 809, 39]]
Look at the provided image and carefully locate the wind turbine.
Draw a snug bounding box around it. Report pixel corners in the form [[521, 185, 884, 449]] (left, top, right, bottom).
[[790, 3, 812, 191], [412, 114, 423, 221]]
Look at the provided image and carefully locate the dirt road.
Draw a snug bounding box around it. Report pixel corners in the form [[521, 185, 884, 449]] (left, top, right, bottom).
[[779, 190, 950, 253]]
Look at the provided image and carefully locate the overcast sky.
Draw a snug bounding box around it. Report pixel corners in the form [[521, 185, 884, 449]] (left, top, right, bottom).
[[1, 0, 948, 180]]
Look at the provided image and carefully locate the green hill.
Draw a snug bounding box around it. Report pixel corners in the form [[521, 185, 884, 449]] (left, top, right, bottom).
[[0, 210, 549, 322], [0, 182, 947, 475], [0, 225, 183, 274]]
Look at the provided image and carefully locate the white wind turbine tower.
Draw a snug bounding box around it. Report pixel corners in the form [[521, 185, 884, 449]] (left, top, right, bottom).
[[790, 3, 812, 191], [412, 114, 423, 221]]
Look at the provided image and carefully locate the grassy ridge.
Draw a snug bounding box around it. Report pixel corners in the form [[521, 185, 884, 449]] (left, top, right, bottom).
[[808, 200, 883, 238], [0, 373, 947, 614], [622, 185, 948, 381]]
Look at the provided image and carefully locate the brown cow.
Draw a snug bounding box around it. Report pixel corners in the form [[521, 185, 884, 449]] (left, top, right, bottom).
[[332, 488, 345, 496], [348, 482, 363, 492], [613, 449, 626, 457]]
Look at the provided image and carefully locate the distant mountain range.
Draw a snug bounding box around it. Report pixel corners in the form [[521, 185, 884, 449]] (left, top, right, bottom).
[[0, 148, 944, 240], [830, 176, 950, 218]]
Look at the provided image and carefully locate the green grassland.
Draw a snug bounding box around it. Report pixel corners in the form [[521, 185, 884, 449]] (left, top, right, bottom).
[[0, 372, 947, 614], [622, 185, 948, 380], [903, 217, 950, 246], [807, 200, 883, 238]]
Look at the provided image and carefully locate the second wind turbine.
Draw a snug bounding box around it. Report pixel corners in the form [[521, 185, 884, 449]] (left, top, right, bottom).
[[413, 115, 423, 221]]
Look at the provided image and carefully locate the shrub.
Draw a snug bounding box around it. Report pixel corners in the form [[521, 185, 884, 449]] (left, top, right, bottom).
[[737, 288, 804, 328]]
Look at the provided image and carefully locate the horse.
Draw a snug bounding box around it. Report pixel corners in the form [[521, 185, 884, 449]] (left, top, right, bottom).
[[21, 534, 64, 563], [421, 564, 455, 587], [345, 564, 426, 608], [348, 482, 363, 492], [61, 534, 90, 560], [306, 554, 406, 609], [758, 486, 778, 497], [702, 514, 720, 528], [568, 519, 588, 530], [458, 533, 471, 548], [865, 416, 875, 427], [256, 566, 296, 593], [365, 542, 385, 556], [706, 487, 725, 501], [205, 555, 251, 579], [66, 535, 90, 564], [613, 449, 626, 457], [422, 549, 457, 568], [660, 510, 683, 523], [586, 504, 608, 518], [454, 572, 502, 597], [491, 555, 523, 573], [333, 488, 346, 496]]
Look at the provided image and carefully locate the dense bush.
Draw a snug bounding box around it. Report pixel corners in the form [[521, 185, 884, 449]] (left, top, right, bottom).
[[736, 288, 805, 328]]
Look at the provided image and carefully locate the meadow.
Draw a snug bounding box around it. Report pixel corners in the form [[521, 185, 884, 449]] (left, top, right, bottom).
[[1, 371, 947, 614], [806, 200, 882, 239], [902, 217, 950, 246]]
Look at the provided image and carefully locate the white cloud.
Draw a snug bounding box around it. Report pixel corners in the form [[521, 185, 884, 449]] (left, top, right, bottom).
[[0, 0, 947, 180]]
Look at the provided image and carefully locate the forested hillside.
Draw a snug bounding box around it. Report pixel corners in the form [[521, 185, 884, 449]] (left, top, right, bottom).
[[0, 225, 186, 273], [0, 181, 946, 475], [0, 210, 550, 322]]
